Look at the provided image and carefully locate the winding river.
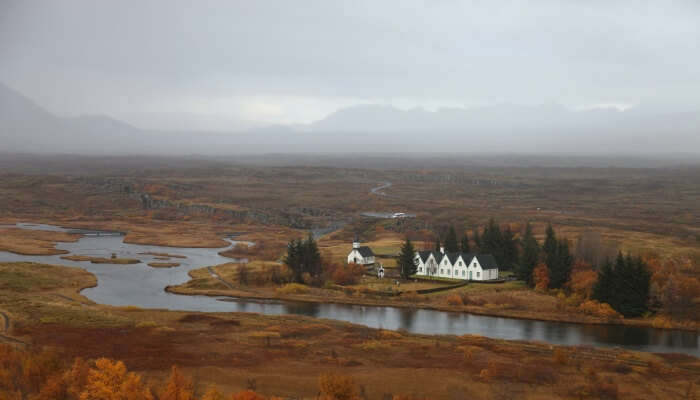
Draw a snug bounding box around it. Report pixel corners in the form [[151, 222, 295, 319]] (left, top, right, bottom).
[[0, 223, 698, 356]]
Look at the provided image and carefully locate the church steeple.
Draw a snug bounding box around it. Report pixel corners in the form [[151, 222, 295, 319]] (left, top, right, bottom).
[[352, 234, 361, 249]]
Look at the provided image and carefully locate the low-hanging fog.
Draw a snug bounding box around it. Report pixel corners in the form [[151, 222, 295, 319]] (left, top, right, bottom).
[[1, 0, 699, 156]]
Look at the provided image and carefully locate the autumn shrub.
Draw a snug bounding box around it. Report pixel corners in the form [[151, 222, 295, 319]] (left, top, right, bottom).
[[578, 300, 621, 319], [80, 358, 154, 400], [445, 294, 463, 306], [275, 283, 310, 295], [230, 390, 266, 400], [331, 263, 365, 286], [201, 387, 226, 400], [552, 348, 568, 365], [651, 316, 673, 329], [569, 267, 597, 299], [377, 330, 402, 340], [318, 372, 358, 400], [533, 263, 549, 292], [160, 365, 194, 400]]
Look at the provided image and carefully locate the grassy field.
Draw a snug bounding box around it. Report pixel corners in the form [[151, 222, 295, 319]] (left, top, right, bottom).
[[1, 261, 699, 399], [0, 227, 80, 255]]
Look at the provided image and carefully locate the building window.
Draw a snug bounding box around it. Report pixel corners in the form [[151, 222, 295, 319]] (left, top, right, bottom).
[[477, 271, 480, 278], [440, 269, 444, 274], [458, 261, 462, 266], [418, 267, 422, 272], [462, 270, 465, 276]]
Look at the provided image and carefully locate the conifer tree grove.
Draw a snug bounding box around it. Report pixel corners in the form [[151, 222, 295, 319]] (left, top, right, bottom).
[[398, 237, 417, 279], [283, 235, 322, 283], [516, 222, 539, 285], [593, 252, 651, 317], [472, 229, 481, 251], [444, 225, 459, 253], [460, 232, 470, 253]]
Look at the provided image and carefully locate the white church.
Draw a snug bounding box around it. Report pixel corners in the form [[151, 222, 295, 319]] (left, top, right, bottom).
[[347, 236, 376, 266], [414, 247, 499, 281]]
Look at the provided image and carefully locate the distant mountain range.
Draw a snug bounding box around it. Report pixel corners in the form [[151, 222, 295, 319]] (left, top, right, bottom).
[[1, 82, 699, 155]]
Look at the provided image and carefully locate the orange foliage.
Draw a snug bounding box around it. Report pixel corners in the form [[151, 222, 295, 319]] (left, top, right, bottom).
[[533, 263, 549, 292], [79, 358, 153, 400], [230, 390, 266, 400], [200, 387, 225, 400], [160, 365, 195, 400], [330, 263, 365, 286], [648, 257, 700, 319], [569, 268, 597, 299], [579, 300, 620, 319], [318, 372, 358, 400], [445, 294, 464, 306]]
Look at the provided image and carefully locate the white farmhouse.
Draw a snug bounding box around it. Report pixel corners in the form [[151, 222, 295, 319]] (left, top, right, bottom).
[[414, 247, 499, 281], [347, 236, 375, 266]]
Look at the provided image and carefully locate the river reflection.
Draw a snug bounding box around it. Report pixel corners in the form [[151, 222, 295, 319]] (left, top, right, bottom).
[[0, 223, 698, 356]]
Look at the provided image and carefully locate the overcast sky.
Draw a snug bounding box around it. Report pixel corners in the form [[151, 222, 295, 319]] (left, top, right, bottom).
[[1, 0, 700, 131]]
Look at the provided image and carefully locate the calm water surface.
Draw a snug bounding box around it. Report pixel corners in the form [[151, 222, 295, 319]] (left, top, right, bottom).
[[0, 223, 697, 356]]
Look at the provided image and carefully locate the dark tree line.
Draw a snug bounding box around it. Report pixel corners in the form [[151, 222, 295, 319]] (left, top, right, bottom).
[[474, 219, 518, 269], [543, 225, 574, 289], [283, 234, 322, 283], [593, 253, 651, 317], [515, 222, 539, 285], [397, 238, 417, 279]]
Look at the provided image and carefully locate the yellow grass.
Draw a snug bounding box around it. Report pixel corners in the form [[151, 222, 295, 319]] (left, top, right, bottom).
[[147, 262, 181, 268], [0, 228, 79, 255]]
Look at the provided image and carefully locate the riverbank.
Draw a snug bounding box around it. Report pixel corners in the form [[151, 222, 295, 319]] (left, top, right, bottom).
[[168, 266, 700, 333], [2, 261, 699, 400]]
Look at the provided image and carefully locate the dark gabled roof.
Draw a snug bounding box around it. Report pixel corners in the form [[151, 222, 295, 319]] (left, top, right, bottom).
[[417, 251, 433, 263], [435, 252, 447, 263], [446, 252, 461, 265], [475, 254, 498, 269], [356, 246, 374, 257], [458, 253, 475, 264]]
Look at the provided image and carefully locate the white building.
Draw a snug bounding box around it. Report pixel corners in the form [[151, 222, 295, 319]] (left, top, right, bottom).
[[414, 247, 499, 281], [347, 237, 375, 266]]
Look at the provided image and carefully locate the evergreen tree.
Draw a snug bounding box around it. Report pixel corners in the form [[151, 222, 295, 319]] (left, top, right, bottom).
[[543, 224, 557, 260], [593, 253, 651, 317], [460, 232, 470, 253], [283, 238, 303, 282], [283, 235, 322, 283], [302, 234, 322, 278], [547, 238, 573, 289], [516, 222, 539, 285], [398, 237, 417, 279], [444, 225, 459, 253], [501, 225, 518, 269], [472, 229, 481, 251], [481, 218, 504, 265], [592, 259, 616, 306]]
